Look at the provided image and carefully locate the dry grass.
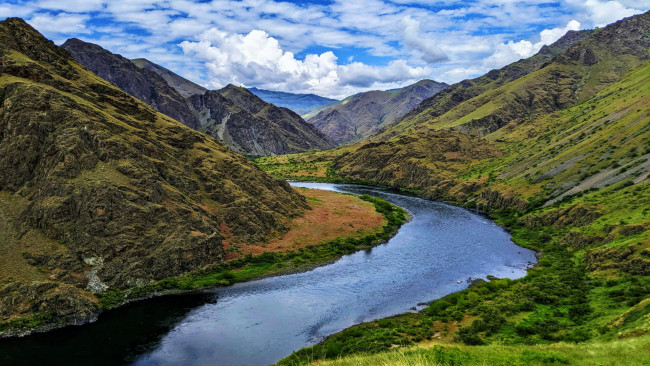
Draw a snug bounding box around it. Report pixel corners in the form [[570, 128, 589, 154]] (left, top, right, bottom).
[[223, 188, 386, 260]]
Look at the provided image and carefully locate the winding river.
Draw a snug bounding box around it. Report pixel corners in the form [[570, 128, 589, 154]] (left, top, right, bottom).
[[0, 183, 536, 366]]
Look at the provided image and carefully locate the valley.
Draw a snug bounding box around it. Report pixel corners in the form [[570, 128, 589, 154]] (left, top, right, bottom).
[[0, 4, 649, 366]]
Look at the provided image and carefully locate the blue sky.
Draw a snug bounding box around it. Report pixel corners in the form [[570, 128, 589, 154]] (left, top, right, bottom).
[[1, 0, 649, 98]]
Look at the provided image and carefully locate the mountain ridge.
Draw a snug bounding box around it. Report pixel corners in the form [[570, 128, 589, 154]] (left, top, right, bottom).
[[248, 86, 338, 115], [307, 79, 448, 144], [62, 39, 334, 155]]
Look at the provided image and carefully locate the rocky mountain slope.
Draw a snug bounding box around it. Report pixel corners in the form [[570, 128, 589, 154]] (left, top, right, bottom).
[[61, 38, 201, 130], [248, 87, 338, 115], [131, 58, 207, 98], [307, 79, 447, 144], [190, 85, 334, 155], [62, 39, 333, 155], [0, 18, 309, 334]]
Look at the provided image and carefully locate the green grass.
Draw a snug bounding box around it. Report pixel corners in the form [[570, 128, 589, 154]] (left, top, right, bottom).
[[303, 335, 650, 366], [267, 62, 650, 366]]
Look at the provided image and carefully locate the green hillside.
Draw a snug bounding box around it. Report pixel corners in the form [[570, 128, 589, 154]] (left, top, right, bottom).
[[256, 12, 650, 366]]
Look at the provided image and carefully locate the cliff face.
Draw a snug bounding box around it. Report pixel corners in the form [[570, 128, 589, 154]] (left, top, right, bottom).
[[63, 40, 334, 155], [0, 18, 308, 333], [307, 80, 447, 144]]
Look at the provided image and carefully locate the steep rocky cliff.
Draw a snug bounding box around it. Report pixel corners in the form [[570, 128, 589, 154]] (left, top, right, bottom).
[[131, 57, 207, 98], [0, 18, 308, 333]]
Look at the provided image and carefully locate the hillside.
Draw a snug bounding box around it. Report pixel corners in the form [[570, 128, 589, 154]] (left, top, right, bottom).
[[0, 18, 312, 335], [307, 79, 447, 144], [189, 85, 334, 155], [62, 39, 333, 155], [248, 87, 338, 115], [61, 39, 201, 130], [131, 58, 207, 98], [257, 12, 650, 365]]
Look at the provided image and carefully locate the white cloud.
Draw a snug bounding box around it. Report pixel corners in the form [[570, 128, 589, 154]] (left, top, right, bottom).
[[483, 20, 581, 69], [3, 0, 650, 98], [36, 0, 105, 13], [570, 0, 645, 27], [181, 27, 430, 98], [27, 13, 90, 35], [400, 16, 448, 63]]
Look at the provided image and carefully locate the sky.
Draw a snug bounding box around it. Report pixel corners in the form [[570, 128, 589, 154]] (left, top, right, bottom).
[[1, 0, 649, 99]]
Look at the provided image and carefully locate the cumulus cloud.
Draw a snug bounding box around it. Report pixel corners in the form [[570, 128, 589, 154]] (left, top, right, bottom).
[[570, 0, 645, 27], [3, 0, 650, 97], [483, 20, 581, 69], [27, 13, 91, 35], [400, 16, 448, 63], [181, 28, 430, 98]]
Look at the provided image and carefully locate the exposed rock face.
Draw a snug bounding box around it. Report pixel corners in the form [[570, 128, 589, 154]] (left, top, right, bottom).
[[308, 80, 447, 144], [62, 38, 201, 130], [0, 18, 308, 330], [190, 85, 335, 155], [131, 58, 207, 98], [248, 87, 337, 115], [62, 39, 333, 155]]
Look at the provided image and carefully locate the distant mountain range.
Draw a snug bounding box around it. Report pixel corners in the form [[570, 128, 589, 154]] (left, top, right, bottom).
[[306, 79, 448, 144], [61, 40, 333, 155], [248, 87, 338, 115]]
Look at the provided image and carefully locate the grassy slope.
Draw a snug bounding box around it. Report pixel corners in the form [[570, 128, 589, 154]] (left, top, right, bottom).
[[311, 334, 650, 366], [261, 59, 649, 366]]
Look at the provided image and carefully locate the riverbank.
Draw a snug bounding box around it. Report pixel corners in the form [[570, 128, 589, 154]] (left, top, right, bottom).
[[254, 158, 649, 366], [0, 189, 408, 338]]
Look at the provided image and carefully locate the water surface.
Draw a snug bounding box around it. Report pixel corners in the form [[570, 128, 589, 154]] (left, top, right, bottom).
[[0, 183, 536, 366]]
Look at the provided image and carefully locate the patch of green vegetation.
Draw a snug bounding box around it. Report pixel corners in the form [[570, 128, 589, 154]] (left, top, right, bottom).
[[295, 335, 650, 366], [0, 313, 55, 333], [97, 195, 408, 308]]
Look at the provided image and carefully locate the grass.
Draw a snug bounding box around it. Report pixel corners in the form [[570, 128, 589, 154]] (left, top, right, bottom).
[[221, 188, 387, 260], [306, 334, 650, 366], [265, 62, 650, 366]]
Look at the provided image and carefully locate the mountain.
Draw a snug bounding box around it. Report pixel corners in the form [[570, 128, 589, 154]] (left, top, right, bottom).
[[61, 38, 201, 130], [131, 58, 207, 97], [307, 79, 448, 144], [0, 18, 308, 334], [190, 85, 335, 155], [333, 11, 650, 204], [248, 87, 338, 115], [62, 39, 333, 155], [260, 12, 650, 364]]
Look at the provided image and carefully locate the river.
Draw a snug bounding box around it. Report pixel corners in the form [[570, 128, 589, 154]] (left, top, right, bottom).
[[0, 183, 536, 366]]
